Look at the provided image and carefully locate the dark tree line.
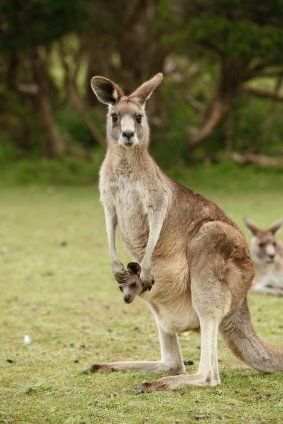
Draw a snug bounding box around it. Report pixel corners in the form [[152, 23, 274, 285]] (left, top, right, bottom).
[[1, 0, 283, 163]]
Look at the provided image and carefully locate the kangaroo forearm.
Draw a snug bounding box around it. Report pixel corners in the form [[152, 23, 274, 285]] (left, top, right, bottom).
[[141, 204, 167, 272], [104, 205, 122, 271]]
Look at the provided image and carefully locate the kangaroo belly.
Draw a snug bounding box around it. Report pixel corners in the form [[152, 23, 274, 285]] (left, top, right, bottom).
[[156, 303, 200, 334], [143, 256, 200, 333], [149, 294, 200, 333]]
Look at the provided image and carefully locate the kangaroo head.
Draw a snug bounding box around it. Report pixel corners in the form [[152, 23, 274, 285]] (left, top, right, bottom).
[[245, 218, 283, 263], [90, 73, 163, 149]]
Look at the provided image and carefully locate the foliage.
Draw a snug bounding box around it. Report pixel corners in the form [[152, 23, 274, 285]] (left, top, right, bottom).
[[0, 0, 85, 53], [0, 0, 283, 166], [181, 0, 283, 61], [232, 95, 283, 154]]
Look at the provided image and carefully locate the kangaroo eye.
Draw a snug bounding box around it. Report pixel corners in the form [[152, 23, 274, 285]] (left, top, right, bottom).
[[135, 115, 142, 124], [111, 114, 118, 123], [258, 243, 265, 248], [273, 242, 277, 247]]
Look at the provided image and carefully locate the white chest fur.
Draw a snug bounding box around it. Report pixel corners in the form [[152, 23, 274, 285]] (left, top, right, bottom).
[[100, 171, 150, 259]]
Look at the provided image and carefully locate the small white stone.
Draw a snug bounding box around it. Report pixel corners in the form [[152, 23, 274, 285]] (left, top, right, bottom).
[[24, 335, 32, 345]]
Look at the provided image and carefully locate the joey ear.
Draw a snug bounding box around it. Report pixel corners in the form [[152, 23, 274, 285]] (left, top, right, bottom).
[[90, 76, 124, 105], [268, 219, 283, 234], [129, 73, 163, 104], [245, 218, 260, 236], [127, 262, 141, 276]]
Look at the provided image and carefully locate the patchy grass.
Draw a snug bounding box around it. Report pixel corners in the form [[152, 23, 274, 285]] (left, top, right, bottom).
[[0, 167, 283, 423]]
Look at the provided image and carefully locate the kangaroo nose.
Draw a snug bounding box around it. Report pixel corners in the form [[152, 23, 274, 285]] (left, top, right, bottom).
[[122, 131, 134, 140], [268, 254, 275, 260]]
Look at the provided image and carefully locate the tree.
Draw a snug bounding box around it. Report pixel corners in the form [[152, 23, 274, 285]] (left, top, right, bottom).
[[172, 0, 283, 148], [82, 0, 169, 104], [0, 0, 85, 158]]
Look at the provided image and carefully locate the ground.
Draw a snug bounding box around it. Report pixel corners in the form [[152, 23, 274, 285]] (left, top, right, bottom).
[[0, 164, 283, 423]]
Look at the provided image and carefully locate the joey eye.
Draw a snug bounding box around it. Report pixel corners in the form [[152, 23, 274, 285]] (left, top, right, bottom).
[[258, 243, 265, 248], [273, 242, 277, 247], [111, 114, 118, 123], [135, 114, 142, 124]]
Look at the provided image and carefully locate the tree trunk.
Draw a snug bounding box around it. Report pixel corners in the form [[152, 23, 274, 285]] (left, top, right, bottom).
[[224, 111, 233, 153], [228, 152, 283, 168], [242, 86, 283, 102], [31, 49, 65, 158], [85, 42, 116, 107], [189, 60, 245, 149], [189, 93, 232, 148], [119, 0, 166, 92], [69, 82, 105, 147], [58, 42, 104, 147]]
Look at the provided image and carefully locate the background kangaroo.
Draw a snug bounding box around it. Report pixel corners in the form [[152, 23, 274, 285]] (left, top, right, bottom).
[[87, 73, 283, 392], [245, 218, 283, 297]]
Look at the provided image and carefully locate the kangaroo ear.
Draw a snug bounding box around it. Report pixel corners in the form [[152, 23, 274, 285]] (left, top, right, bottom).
[[129, 73, 163, 105], [91, 76, 124, 105], [268, 219, 283, 234], [245, 218, 260, 236]]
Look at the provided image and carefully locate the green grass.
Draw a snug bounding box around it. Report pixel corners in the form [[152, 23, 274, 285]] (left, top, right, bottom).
[[0, 165, 283, 423]]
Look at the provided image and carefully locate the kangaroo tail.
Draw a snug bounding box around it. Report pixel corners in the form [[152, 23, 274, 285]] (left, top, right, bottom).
[[220, 298, 283, 373]]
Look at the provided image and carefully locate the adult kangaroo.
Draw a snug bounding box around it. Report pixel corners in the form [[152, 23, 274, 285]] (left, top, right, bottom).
[[88, 73, 283, 392]]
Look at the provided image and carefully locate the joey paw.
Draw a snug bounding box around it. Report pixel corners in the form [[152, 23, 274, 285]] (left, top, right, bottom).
[[112, 260, 125, 275], [140, 273, 155, 292], [114, 268, 129, 285]]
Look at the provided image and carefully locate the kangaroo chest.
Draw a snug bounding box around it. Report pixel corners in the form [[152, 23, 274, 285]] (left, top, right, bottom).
[[101, 173, 150, 258]]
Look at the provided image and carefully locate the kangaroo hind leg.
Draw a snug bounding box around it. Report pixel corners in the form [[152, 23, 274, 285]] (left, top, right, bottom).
[[134, 276, 231, 392], [85, 322, 185, 375]]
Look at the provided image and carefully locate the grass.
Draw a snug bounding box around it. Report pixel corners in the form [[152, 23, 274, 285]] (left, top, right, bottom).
[[0, 163, 283, 423]]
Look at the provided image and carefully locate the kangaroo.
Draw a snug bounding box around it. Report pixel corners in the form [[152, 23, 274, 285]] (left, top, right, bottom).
[[245, 218, 283, 296], [86, 73, 283, 392]]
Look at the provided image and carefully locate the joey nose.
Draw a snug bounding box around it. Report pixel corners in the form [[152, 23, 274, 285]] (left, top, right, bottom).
[[124, 294, 133, 304], [122, 130, 134, 140], [268, 254, 275, 260]]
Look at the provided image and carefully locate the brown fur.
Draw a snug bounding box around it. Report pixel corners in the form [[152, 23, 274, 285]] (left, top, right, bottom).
[[86, 74, 283, 391]]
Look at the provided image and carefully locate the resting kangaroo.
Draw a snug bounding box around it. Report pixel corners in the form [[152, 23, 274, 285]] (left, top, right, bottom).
[[87, 73, 283, 392], [245, 218, 283, 297]]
